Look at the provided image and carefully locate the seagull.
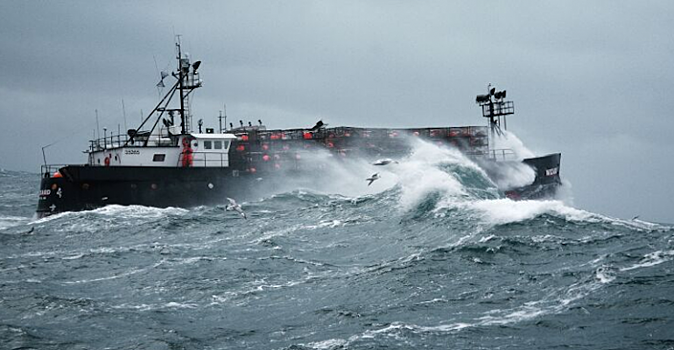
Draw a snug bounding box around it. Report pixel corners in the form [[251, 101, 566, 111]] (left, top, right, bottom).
[[366, 173, 381, 186], [226, 197, 247, 219], [372, 158, 398, 166]]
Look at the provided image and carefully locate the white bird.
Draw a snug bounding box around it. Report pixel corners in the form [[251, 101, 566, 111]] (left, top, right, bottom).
[[226, 197, 247, 219], [372, 158, 398, 166], [366, 173, 381, 186]]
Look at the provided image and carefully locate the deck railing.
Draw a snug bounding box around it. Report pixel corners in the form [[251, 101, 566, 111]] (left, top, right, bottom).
[[40, 164, 70, 177], [89, 130, 176, 152], [178, 152, 230, 167], [487, 149, 516, 161]]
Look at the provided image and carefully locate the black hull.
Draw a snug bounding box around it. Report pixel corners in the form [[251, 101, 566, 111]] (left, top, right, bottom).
[[36, 153, 562, 217], [37, 167, 252, 217]]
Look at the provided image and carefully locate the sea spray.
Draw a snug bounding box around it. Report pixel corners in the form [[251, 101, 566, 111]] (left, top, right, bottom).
[[491, 130, 536, 159]]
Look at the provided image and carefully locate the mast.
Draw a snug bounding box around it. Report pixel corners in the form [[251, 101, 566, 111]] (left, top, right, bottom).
[[177, 38, 186, 134], [174, 36, 202, 135], [119, 37, 203, 148]]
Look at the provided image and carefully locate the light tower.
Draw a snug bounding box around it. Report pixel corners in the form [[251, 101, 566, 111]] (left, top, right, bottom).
[[475, 84, 514, 138]]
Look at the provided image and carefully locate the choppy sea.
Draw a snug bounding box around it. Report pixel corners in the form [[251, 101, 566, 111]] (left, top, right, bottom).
[[1, 143, 673, 349]]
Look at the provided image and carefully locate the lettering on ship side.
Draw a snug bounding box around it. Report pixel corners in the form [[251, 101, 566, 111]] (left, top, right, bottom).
[[124, 149, 141, 155], [546, 167, 559, 176]]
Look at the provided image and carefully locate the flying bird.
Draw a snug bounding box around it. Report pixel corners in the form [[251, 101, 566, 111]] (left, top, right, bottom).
[[372, 158, 398, 166], [366, 173, 381, 186], [226, 197, 247, 219]]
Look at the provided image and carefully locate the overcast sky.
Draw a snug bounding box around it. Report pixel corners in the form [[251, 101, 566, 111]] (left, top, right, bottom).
[[1, 1, 672, 222]]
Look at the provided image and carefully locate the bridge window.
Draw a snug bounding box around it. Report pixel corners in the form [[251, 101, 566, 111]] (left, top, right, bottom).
[[204, 141, 212, 149], [214, 141, 222, 149], [153, 154, 166, 162]]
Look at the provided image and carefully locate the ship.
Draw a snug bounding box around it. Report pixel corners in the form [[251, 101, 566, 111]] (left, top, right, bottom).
[[36, 41, 561, 218]]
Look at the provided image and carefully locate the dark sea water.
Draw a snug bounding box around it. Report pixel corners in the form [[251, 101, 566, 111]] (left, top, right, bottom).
[[1, 145, 673, 349]]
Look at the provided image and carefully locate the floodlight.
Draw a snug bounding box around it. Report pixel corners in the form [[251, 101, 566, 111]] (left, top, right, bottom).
[[475, 94, 490, 104]]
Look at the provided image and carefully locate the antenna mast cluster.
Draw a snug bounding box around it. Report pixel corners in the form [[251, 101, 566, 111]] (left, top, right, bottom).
[[475, 84, 514, 137], [174, 36, 203, 134]]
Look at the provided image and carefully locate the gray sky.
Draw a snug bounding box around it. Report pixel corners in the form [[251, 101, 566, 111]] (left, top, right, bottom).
[[1, 1, 673, 222]]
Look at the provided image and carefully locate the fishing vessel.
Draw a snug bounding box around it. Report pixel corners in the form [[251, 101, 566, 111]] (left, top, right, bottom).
[[36, 41, 561, 217]]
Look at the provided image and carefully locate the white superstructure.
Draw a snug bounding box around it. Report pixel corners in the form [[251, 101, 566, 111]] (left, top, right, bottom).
[[88, 133, 236, 167], [85, 39, 237, 168]]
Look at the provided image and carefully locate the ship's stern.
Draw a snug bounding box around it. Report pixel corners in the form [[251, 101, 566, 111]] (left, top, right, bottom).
[[36, 167, 78, 218]]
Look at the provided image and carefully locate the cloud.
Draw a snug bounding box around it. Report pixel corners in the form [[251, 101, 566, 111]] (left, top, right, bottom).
[[0, 1, 672, 221]]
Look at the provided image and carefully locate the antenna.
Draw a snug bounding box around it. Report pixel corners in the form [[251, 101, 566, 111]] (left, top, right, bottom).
[[41, 146, 48, 171], [153, 55, 163, 99], [95, 109, 100, 141], [218, 103, 227, 133], [122, 99, 127, 132]]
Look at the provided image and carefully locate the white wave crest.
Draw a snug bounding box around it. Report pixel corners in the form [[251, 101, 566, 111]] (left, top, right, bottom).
[[395, 139, 481, 210], [30, 205, 188, 228], [0, 215, 31, 230], [91, 204, 188, 219], [620, 250, 674, 272], [460, 199, 595, 225], [595, 265, 616, 283]]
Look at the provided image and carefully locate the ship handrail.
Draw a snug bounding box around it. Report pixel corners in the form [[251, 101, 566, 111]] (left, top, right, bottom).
[[40, 164, 72, 177], [89, 130, 178, 152], [488, 148, 516, 161], [178, 151, 230, 168]]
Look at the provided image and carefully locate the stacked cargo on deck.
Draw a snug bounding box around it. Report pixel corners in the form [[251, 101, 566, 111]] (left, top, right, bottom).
[[228, 126, 489, 174]]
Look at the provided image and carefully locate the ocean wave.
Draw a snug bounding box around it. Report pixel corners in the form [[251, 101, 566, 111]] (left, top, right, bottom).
[[110, 301, 199, 312], [295, 273, 610, 350], [0, 215, 31, 230], [460, 199, 596, 225], [620, 250, 674, 272], [61, 260, 164, 285], [31, 204, 188, 224]]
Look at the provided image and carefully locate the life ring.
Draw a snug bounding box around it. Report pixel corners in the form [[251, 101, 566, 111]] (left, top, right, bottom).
[[104, 156, 111, 167]]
